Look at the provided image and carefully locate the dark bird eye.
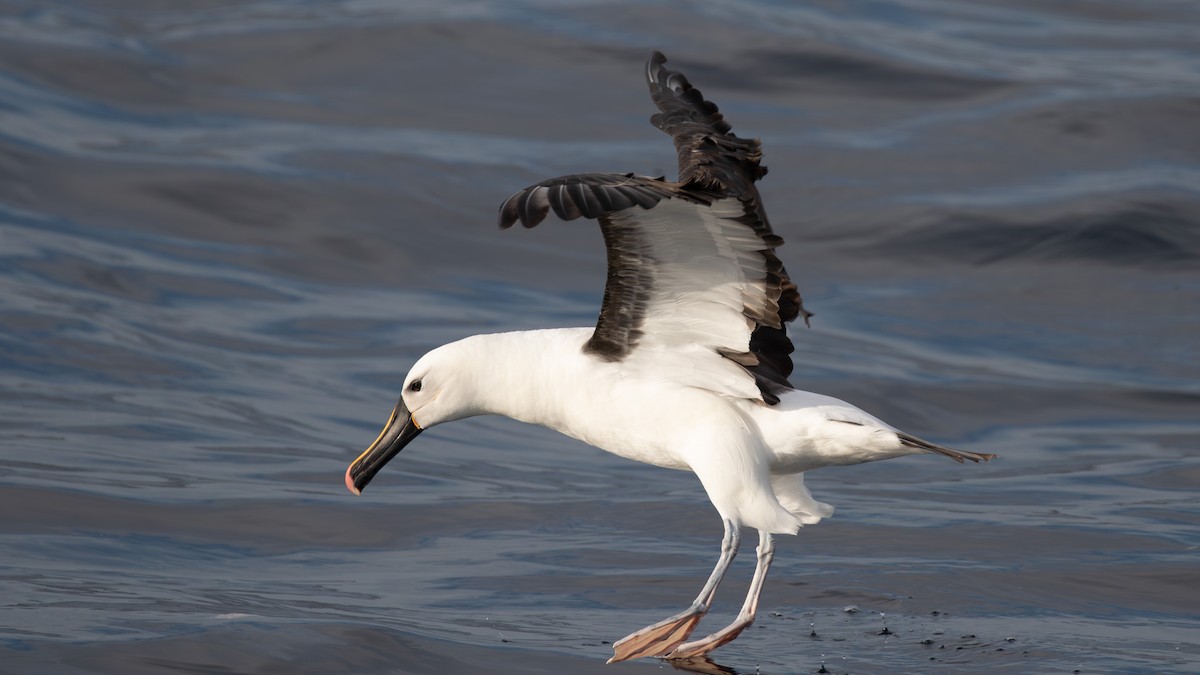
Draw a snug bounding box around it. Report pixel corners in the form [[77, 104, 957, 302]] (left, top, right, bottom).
[[409, 380, 422, 392]]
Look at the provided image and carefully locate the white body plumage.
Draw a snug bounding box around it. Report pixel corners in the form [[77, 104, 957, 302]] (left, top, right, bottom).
[[401, 327, 924, 536]]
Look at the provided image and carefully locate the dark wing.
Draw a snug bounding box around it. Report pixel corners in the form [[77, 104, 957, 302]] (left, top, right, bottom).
[[499, 172, 698, 228], [647, 51, 811, 400], [497, 53, 812, 405], [646, 50, 766, 196]]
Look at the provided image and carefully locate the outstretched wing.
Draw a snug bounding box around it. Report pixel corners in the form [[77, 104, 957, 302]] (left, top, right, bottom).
[[647, 51, 810, 391], [498, 52, 810, 405]]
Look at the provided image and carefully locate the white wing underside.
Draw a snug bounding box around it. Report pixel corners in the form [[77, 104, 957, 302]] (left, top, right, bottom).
[[611, 197, 775, 401]]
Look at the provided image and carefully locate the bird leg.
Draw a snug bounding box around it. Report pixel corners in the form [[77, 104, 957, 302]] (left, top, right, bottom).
[[666, 530, 774, 660], [608, 520, 740, 663]]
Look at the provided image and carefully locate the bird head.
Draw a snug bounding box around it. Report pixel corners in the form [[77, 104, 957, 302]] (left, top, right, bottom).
[[343, 342, 481, 495]]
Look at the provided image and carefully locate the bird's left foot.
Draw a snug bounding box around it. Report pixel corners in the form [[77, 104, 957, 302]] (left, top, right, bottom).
[[608, 606, 707, 663]]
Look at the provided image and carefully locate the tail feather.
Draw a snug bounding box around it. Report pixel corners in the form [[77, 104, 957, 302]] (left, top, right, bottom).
[[770, 473, 834, 526], [898, 431, 996, 463]]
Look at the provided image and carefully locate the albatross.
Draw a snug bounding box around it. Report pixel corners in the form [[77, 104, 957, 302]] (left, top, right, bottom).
[[345, 51, 994, 663]]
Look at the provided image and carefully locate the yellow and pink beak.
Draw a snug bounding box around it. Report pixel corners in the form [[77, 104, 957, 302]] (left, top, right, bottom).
[[344, 398, 423, 495]]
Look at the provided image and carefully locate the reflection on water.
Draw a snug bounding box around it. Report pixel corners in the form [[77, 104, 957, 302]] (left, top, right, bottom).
[[1, 1, 1198, 673]]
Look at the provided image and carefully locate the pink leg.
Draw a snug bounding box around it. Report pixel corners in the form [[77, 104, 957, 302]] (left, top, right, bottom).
[[666, 529, 774, 659], [608, 520, 740, 663]]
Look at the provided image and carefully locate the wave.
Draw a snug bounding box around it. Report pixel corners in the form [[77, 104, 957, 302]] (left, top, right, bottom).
[[870, 201, 1200, 266]]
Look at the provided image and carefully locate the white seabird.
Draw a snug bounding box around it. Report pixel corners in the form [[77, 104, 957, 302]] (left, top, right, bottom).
[[345, 51, 994, 663]]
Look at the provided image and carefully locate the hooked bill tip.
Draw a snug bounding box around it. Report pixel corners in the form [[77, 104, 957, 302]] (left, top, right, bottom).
[[344, 466, 362, 495]]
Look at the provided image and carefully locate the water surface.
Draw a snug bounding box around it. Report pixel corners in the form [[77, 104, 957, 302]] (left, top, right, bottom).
[[2, 1, 1198, 673]]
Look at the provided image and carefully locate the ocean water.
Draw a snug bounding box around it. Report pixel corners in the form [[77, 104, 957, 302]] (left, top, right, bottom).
[[1, 1, 1197, 673]]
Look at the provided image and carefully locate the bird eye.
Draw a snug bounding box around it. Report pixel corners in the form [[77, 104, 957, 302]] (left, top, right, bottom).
[[409, 380, 422, 392]]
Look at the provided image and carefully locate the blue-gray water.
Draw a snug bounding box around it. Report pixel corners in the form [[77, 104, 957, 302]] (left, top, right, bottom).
[[2, 2, 1198, 673]]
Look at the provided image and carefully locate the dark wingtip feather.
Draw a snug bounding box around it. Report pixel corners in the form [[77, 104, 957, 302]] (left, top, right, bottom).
[[519, 187, 550, 228], [498, 193, 519, 229], [898, 431, 996, 464], [646, 50, 668, 88]]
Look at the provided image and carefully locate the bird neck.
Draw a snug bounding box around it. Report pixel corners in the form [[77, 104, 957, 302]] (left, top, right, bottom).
[[465, 327, 595, 431]]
